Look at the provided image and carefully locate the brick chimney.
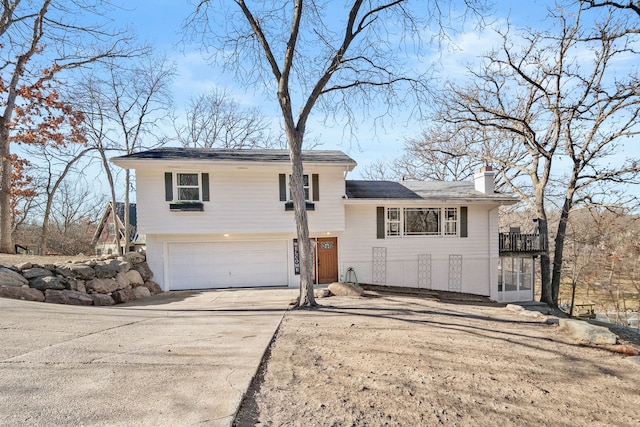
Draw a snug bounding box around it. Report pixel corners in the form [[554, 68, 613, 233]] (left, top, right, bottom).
[[474, 166, 495, 194]]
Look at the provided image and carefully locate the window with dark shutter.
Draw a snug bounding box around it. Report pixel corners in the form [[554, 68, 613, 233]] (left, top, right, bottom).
[[166, 172, 206, 211], [282, 173, 316, 210]]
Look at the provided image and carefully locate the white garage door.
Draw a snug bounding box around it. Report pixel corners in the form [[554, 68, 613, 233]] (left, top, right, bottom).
[[167, 241, 288, 290]]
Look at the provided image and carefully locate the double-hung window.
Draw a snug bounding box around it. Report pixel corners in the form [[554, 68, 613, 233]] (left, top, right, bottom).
[[444, 207, 458, 235], [289, 174, 310, 201], [165, 172, 210, 211], [387, 208, 401, 236], [176, 173, 200, 201], [279, 173, 319, 211]]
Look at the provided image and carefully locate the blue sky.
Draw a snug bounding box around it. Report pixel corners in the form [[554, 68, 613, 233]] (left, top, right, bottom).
[[111, 0, 637, 183], [113, 2, 525, 171]]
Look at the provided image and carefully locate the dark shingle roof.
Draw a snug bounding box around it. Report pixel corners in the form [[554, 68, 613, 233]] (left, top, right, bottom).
[[345, 181, 423, 199], [346, 180, 518, 202], [113, 147, 356, 165]]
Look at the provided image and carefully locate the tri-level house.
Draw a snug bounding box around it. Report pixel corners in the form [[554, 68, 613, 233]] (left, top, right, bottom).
[[112, 148, 533, 302]]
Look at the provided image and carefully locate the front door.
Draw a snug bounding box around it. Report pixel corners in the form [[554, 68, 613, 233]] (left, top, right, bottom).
[[315, 237, 338, 284]]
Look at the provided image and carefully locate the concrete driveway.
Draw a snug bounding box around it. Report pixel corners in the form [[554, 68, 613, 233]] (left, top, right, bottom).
[[0, 288, 295, 427]]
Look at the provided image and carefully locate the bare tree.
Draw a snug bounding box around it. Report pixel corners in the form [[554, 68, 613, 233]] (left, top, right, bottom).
[[174, 88, 279, 149], [395, 129, 487, 181], [186, 0, 485, 307], [431, 4, 640, 305], [24, 142, 94, 255], [107, 57, 175, 252], [72, 76, 122, 254], [48, 180, 106, 255], [0, 0, 143, 253], [562, 207, 640, 324], [360, 159, 400, 181], [72, 55, 176, 253]]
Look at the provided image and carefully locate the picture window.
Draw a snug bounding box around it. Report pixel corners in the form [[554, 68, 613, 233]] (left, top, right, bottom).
[[385, 207, 459, 237]]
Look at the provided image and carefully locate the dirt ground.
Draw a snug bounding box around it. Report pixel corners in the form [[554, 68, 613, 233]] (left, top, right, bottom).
[[236, 288, 640, 427], [2, 255, 639, 426]]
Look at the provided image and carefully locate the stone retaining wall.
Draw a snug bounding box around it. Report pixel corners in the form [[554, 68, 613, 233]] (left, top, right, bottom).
[[0, 252, 162, 306]]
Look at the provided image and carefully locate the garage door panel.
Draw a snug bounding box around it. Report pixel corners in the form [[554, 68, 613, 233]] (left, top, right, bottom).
[[167, 241, 288, 290]]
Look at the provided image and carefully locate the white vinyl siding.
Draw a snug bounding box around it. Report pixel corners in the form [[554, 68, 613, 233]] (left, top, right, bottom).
[[341, 204, 499, 296], [133, 164, 346, 235]]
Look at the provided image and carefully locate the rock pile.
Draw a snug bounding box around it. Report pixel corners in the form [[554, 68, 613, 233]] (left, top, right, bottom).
[[0, 252, 162, 306]]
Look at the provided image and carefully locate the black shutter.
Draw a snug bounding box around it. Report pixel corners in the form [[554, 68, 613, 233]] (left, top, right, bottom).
[[279, 174, 287, 201], [460, 206, 468, 238], [164, 172, 173, 201], [201, 173, 210, 201], [376, 206, 385, 239], [312, 174, 319, 201]]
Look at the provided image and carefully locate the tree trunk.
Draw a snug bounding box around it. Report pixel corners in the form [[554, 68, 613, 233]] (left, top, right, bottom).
[[289, 140, 316, 307], [550, 195, 573, 306], [98, 148, 120, 255], [538, 216, 554, 305], [40, 197, 53, 255], [0, 136, 13, 253]]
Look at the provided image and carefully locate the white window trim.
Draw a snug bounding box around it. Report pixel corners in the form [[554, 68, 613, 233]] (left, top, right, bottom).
[[404, 207, 441, 236], [387, 207, 401, 237], [175, 172, 201, 202], [443, 207, 458, 236]]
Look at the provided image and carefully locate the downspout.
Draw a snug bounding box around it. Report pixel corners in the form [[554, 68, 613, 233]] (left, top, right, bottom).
[[489, 206, 494, 300], [490, 205, 499, 301]]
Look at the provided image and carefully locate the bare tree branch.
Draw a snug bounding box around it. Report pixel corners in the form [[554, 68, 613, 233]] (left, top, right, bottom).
[[414, 3, 640, 306], [173, 88, 280, 149], [184, 0, 489, 307], [0, 0, 148, 253]]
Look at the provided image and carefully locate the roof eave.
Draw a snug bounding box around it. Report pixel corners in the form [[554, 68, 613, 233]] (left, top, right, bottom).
[[343, 197, 520, 205], [111, 157, 357, 171]]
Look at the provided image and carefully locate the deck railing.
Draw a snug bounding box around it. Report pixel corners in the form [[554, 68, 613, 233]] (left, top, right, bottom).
[[499, 233, 547, 254]]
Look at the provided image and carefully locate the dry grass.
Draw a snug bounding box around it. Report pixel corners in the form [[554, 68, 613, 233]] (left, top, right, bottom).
[[0, 253, 96, 267]]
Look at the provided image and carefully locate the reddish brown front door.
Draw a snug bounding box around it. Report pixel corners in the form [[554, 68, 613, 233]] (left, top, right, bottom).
[[315, 237, 338, 284]]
